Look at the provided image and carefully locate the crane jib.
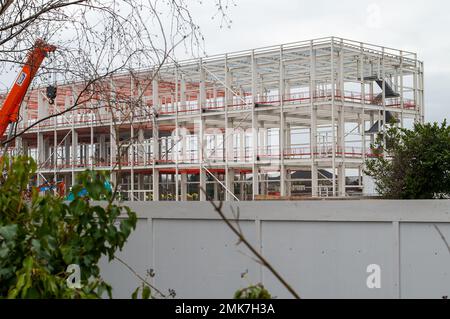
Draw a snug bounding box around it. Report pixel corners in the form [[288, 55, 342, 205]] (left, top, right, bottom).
[[0, 39, 56, 140]]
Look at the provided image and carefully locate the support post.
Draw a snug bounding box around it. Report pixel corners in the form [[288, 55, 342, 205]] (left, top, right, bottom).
[[310, 41, 318, 197], [181, 173, 187, 201], [251, 51, 259, 199], [331, 38, 336, 197], [152, 168, 159, 201], [198, 117, 206, 201], [279, 45, 287, 197]]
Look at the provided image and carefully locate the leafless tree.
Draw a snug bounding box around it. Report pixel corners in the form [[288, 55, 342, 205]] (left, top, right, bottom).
[[0, 0, 234, 146]]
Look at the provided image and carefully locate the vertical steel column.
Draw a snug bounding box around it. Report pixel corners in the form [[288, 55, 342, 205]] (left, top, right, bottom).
[[213, 172, 219, 200], [37, 131, 43, 185], [71, 130, 78, 186], [179, 73, 187, 191], [360, 43, 367, 191], [20, 101, 28, 132], [15, 101, 27, 155], [337, 42, 346, 197], [198, 116, 206, 201], [152, 70, 160, 201], [251, 51, 259, 199], [36, 89, 46, 185], [130, 73, 135, 201], [279, 45, 287, 197], [53, 130, 58, 186], [330, 38, 336, 197], [413, 53, 419, 123], [239, 129, 245, 162], [175, 69, 180, 201], [181, 173, 187, 200], [285, 123, 291, 197], [99, 134, 105, 165], [109, 78, 117, 188], [421, 61, 425, 123], [369, 60, 375, 146], [381, 48, 387, 156], [110, 124, 117, 187], [152, 168, 159, 201], [71, 85, 77, 186], [90, 100, 94, 170], [138, 128, 145, 199], [198, 60, 207, 201], [400, 51, 404, 128], [226, 120, 235, 200], [310, 40, 318, 197], [130, 123, 135, 201], [419, 60, 425, 123], [224, 55, 232, 200], [180, 75, 186, 112]]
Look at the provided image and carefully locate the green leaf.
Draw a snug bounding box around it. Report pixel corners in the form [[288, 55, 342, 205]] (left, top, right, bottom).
[[0, 224, 18, 241], [142, 285, 151, 299], [0, 245, 10, 258], [131, 286, 140, 299]]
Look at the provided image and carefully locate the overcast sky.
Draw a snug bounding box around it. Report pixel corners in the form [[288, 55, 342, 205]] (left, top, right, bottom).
[[1, 0, 448, 123], [190, 0, 450, 123]]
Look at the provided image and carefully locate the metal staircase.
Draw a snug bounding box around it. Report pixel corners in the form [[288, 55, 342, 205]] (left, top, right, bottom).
[[363, 76, 400, 134], [366, 110, 397, 134], [364, 75, 400, 105]]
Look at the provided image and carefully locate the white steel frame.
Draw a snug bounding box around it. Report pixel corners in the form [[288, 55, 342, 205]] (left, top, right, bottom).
[[11, 37, 425, 201]]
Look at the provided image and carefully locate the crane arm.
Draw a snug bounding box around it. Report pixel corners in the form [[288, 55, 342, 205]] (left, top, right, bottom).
[[0, 39, 56, 139]]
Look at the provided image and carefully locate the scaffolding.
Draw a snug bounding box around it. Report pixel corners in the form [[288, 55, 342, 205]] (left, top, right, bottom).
[[7, 36, 424, 201]]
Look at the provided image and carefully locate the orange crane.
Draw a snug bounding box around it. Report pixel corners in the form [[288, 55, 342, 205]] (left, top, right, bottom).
[[0, 39, 56, 141]]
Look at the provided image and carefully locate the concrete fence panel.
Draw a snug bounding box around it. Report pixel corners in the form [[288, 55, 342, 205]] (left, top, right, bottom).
[[99, 200, 450, 299]]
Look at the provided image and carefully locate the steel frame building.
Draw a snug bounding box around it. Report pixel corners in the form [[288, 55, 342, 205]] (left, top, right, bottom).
[[9, 36, 424, 201]]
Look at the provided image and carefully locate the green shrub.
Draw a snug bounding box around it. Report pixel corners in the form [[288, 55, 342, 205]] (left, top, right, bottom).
[[365, 121, 450, 199], [0, 156, 137, 298]]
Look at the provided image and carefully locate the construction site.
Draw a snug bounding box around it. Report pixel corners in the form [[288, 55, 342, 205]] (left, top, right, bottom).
[[4, 37, 424, 201]]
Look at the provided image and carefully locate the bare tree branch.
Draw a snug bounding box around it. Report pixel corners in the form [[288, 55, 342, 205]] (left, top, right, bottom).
[[434, 224, 450, 255]]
